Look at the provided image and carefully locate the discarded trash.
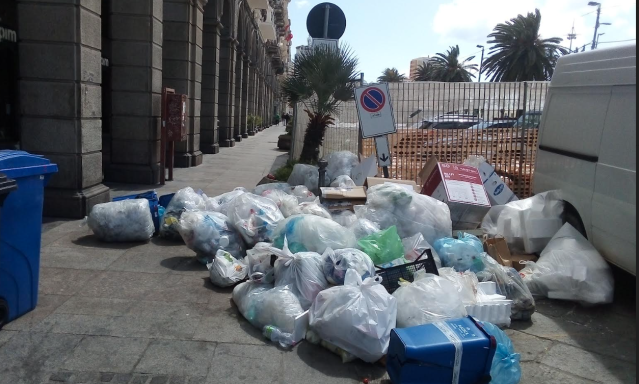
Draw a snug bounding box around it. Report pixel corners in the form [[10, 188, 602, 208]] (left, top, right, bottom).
[[227, 193, 285, 247], [305, 329, 358, 363], [254, 183, 292, 196], [520, 223, 614, 306], [326, 151, 359, 183], [322, 248, 375, 285], [87, 200, 155, 242], [288, 164, 326, 193], [291, 185, 317, 203], [348, 218, 381, 239], [332, 210, 358, 228], [271, 238, 329, 310], [330, 175, 357, 188], [246, 242, 276, 284], [433, 233, 486, 273], [358, 226, 405, 266], [299, 200, 332, 219], [177, 211, 246, 264], [232, 282, 304, 334], [261, 189, 300, 218], [207, 250, 248, 288], [310, 269, 397, 363], [263, 325, 296, 348], [160, 187, 215, 240], [438, 268, 480, 305], [212, 188, 248, 216], [402, 233, 442, 268], [272, 215, 357, 254], [482, 191, 564, 254], [480, 321, 522, 384], [392, 271, 467, 328]]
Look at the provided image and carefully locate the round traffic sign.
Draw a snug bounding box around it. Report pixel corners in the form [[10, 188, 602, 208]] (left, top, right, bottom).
[[360, 87, 386, 113], [306, 3, 347, 40]]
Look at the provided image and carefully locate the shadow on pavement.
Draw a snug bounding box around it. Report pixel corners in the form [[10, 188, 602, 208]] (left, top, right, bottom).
[[71, 234, 148, 251]]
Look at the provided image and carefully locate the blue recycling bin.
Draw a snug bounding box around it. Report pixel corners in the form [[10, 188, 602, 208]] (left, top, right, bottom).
[[0, 151, 58, 328]]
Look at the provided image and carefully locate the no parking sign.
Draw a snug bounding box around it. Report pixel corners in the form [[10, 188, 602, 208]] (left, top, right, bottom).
[[355, 83, 396, 139]]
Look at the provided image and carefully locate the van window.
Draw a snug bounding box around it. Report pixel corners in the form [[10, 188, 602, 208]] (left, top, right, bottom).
[[598, 86, 637, 171], [540, 88, 612, 157]]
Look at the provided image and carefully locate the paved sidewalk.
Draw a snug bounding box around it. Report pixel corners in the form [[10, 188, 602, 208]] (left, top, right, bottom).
[[0, 126, 636, 384]]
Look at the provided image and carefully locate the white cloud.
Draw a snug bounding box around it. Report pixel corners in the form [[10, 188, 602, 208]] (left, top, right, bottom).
[[295, 0, 310, 8]]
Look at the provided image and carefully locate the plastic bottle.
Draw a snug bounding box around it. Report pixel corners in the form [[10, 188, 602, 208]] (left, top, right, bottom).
[[263, 325, 296, 348]]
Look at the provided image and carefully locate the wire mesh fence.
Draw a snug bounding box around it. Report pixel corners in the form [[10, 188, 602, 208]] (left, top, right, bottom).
[[291, 81, 550, 198]]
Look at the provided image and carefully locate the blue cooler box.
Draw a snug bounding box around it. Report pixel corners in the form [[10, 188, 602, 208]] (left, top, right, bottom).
[[0, 151, 58, 328], [388, 317, 496, 384]]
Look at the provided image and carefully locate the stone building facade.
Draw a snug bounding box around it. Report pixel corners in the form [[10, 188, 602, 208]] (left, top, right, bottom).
[[0, 0, 291, 218]]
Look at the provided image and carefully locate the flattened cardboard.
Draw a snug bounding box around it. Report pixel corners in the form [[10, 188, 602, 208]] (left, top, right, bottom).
[[365, 177, 420, 192]]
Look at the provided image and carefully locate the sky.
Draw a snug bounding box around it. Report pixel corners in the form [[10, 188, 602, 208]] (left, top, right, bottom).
[[287, 0, 637, 81]]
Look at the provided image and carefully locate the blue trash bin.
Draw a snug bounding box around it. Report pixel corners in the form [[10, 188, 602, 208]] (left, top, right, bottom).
[[0, 151, 58, 328]]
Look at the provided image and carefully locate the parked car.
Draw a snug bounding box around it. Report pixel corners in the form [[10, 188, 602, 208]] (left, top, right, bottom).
[[534, 44, 636, 275], [515, 111, 543, 128], [470, 120, 517, 130], [415, 114, 483, 130]]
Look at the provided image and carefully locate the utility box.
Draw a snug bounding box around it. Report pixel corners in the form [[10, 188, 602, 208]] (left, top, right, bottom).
[[166, 93, 188, 142]]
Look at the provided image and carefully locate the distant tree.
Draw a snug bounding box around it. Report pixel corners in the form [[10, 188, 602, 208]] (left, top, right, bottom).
[[414, 62, 435, 81], [483, 9, 569, 82], [428, 46, 478, 82], [378, 68, 407, 83]]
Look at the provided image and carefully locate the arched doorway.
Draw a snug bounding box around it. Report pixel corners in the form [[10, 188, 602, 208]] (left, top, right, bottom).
[[0, 0, 19, 149]]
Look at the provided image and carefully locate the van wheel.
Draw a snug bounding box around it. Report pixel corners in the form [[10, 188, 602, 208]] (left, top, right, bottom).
[[0, 298, 8, 330], [563, 204, 587, 239]]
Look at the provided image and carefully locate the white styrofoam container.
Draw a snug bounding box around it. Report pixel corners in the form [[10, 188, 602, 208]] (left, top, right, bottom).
[[466, 301, 512, 327]]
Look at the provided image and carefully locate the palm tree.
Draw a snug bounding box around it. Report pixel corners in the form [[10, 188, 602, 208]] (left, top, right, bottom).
[[378, 68, 406, 83], [414, 62, 435, 81], [483, 9, 569, 82], [282, 45, 359, 163], [429, 46, 478, 82]]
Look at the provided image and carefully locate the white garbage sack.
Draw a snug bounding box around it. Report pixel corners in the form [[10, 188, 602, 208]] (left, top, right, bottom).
[[177, 211, 246, 264], [322, 248, 375, 285], [299, 200, 332, 220], [332, 210, 358, 228], [392, 272, 468, 328], [88, 200, 155, 242], [348, 218, 381, 239], [288, 164, 327, 193], [292, 185, 317, 203], [160, 187, 215, 240], [212, 188, 248, 215], [482, 191, 564, 254], [272, 215, 357, 254], [207, 250, 248, 288], [271, 238, 329, 310], [261, 189, 301, 218], [438, 268, 479, 305], [254, 183, 292, 196], [310, 269, 397, 363], [402, 233, 442, 268], [227, 193, 285, 247], [232, 281, 304, 334], [330, 175, 357, 188], [357, 184, 453, 244], [246, 242, 275, 283], [326, 151, 359, 182], [520, 224, 614, 306]]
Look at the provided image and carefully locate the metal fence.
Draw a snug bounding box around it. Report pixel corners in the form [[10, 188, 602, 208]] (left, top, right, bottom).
[[291, 81, 550, 198]]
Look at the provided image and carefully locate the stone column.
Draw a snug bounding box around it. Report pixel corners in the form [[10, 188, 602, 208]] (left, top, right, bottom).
[[240, 56, 250, 138], [201, 4, 221, 154], [18, 0, 110, 218], [247, 64, 257, 136], [218, 36, 236, 147], [232, 51, 243, 142], [162, 0, 206, 167], [107, 0, 164, 184]]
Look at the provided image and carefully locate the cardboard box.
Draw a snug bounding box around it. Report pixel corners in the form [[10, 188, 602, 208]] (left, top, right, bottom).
[[365, 177, 420, 193], [474, 161, 519, 206], [419, 157, 491, 230], [484, 237, 538, 272], [320, 186, 367, 212]]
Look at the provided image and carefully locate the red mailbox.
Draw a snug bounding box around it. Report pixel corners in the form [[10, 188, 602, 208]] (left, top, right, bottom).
[[166, 93, 187, 142]]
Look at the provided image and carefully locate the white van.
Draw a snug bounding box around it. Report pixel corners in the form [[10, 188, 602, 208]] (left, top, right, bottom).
[[534, 44, 636, 275]]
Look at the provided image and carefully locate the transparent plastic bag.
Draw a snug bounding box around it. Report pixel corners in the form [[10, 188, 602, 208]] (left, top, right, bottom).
[[326, 151, 359, 182], [292, 185, 317, 203], [177, 210, 246, 264], [520, 224, 614, 306], [299, 200, 332, 220], [310, 269, 397, 363], [212, 188, 248, 215], [272, 215, 357, 254], [402, 233, 442, 268], [330, 175, 357, 188], [479, 322, 522, 384], [438, 268, 479, 305], [476, 254, 536, 321], [254, 183, 292, 196], [392, 272, 468, 328], [322, 248, 375, 285], [358, 226, 405, 266], [88, 200, 155, 242], [232, 282, 304, 334], [332, 210, 358, 228], [246, 242, 275, 284], [261, 189, 301, 218], [271, 238, 329, 310], [359, 184, 453, 244], [160, 187, 212, 240], [207, 250, 248, 288], [433, 233, 486, 273], [348, 218, 381, 239], [227, 193, 285, 247], [482, 191, 564, 254], [288, 164, 326, 193]]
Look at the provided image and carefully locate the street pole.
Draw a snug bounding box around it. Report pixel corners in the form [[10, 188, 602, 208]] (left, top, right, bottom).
[[591, 4, 601, 50], [323, 4, 331, 39], [568, 23, 577, 52], [478, 47, 485, 83]]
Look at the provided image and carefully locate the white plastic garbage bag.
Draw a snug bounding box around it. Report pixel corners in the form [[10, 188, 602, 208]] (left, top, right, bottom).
[[88, 200, 155, 242], [358, 184, 453, 244], [310, 269, 397, 363], [299, 200, 332, 219], [288, 164, 327, 193], [261, 189, 301, 218], [177, 211, 246, 264], [330, 175, 357, 188], [232, 281, 304, 334], [392, 272, 468, 328], [207, 250, 248, 288], [254, 183, 292, 196], [402, 233, 442, 268], [246, 242, 276, 283], [482, 191, 564, 254], [212, 188, 248, 215], [271, 238, 329, 310], [348, 218, 381, 239], [326, 151, 359, 182], [332, 210, 358, 228], [520, 224, 614, 306], [160, 187, 213, 240], [227, 193, 285, 247], [438, 268, 479, 305], [272, 215, 357, 254], [322, 248, 375, 285], [292, 185, 317, 203]]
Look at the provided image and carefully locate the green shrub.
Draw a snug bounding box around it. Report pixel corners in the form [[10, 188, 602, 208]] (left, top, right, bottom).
[[273, 160, 299, 182]]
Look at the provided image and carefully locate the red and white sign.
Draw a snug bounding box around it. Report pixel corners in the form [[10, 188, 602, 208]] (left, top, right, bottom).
[[354, 83, 397, 138]]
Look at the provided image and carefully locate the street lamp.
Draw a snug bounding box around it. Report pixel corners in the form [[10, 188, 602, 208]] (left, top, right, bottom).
[[588, 2, 611, 50], [597, 32, 606, 46], [477, 45, 485, 83]]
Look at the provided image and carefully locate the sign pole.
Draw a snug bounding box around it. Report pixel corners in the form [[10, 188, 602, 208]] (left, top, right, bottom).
[[323, 3, 330, 39], [374, 135, 392, 178]]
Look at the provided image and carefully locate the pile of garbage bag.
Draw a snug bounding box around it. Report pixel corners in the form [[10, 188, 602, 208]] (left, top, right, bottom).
[[208, 250, 248, 288], [322, 248, 375, 285], [434, 232, 486, 273], [177, 210, 246, 264], [272, 215, 357, 254], [227, 193, 284, 246], [288, 164, 327, 194], [160, 187, 216, 240], [326, 151, 359, 183], [233, 281, 304, 334], [88, 200, 155, 242]]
